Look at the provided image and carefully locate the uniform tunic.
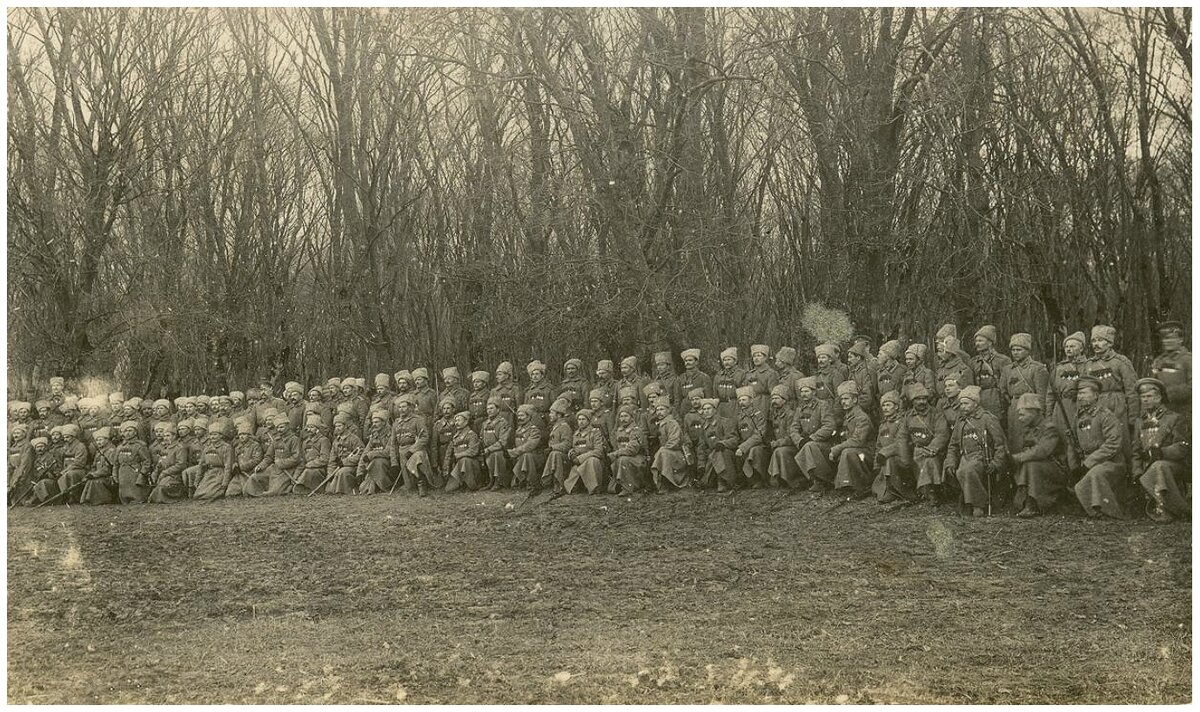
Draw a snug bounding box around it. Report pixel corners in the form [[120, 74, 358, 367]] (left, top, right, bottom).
[[1010, 416, 1067, 512], [651, 372, 685, 413], [29, 449, 64, 505], [523, 383, 556, 416], [543, 419, 575, 491], [148, 442, 190, 503], [468, 389, 490, 432], [1046, 357, 1088, 471], [1002, 357, 1050, 451], [115, 438, 152, 503], [712, 367, 747, 420], [651, 415, 689, 489], [293, 434, 330, 494], [510, 420, 546, 488], [903, 407, 950, 488], [445, 428, 484, 492], [1085, 351, 1139, 425], [970, 351, 1012, 420], [432, 415, 457, 477], [391, 414, 436, 490], [490, 382, 523, 422], [831, 406, 876, 496], [564, 425, 608, 494], [80, 445, 118, 505], [413, 387, 438, 418], [262, 431, 302, 496], [791, 398, 837, 486], [193, 441, 235, 500], [325, 430, 363, 495], [480, 415, 513, 487], [876, 361, 907, 399], [1133, 407, 1190, 517], [936, 354, 975, 403], [767, 403, 802, 486], [776, 366, 807, 401], [901, 365, 937, 408], [228, 437, 267, 497], [698, 415, 740, 490], [557, 377, 591, 411], [871, 414, 914, 502], [56, 439, 90, 504], [1150, 348, 1191, 415], [617, 374, 651, 410], [745, 365, 779, 413], [441, 385, 471, 414], [357, 425, 395, 494], [609, 422, 648, 493], [8, 438, 34, 505], [944, 410, 1007, 509], [1073, 403, 1131, 518], [735, 403, 770, 484], [678, 368, 713, 400]]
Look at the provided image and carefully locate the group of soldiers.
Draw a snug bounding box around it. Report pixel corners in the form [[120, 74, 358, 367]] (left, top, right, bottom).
[[7, 321, 1191, 521]]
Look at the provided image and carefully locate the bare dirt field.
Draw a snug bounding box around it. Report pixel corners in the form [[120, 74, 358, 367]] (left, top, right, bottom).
[[7, 489, 1191, 704]]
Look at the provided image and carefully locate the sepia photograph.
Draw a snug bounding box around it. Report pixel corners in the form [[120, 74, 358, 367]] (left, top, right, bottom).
[[5, 6, 1192, 704]]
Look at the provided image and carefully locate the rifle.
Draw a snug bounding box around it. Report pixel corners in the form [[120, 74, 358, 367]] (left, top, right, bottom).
[[1053, 393, 1083, 474], [976, 417, 994, 517]]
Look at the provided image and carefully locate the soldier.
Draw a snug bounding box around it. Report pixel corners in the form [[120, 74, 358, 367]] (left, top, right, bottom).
[[847, 343, 879, 421], [440, 367, 470, 413], [650, 351, 683, 412], [59, 397, 81, 427], [305, 386, 334, 431], [936, 330, 974, 402], [766, 384, 802, 488], [115, 421, 152, 504], [791, 377, 837, 493], [193, 423, 235, 501], [943, 385, 1008, 517], [1085, 324, 1139, 427], [773, 346, 806, 399], [266, 414, 304, 496], [55, 424, 89, 504], [712, 347, 746, 420], [509, 404, 546, 490], [1046, 331, 1089, 470], [617, 356, 650, 410], [391, 395, 435, 495], [467, 371, 491, 431], [411, 368, 438, 418], [431, 397, 458, 480], [491, 361, 523, 422], [851, 334, 879, 368], [80, 427, 118, 505], [608, 404, 649, 495], [1150, 320, 1190, 415], [370, 373, 394, 419], [1009, 393, 1068, 518], [147, 423, 190, 503], [650, 398, 689, 493], [564, 409, 608, 495], [697, 397, 739, 493], [812, 344, 845, 421], [523, 361, 555, 416], [682, 387, 706, 476], [356, 410, 395, 495], [442, 412, 482, 492], [734, 385, 770, 489], [542, 398, 575, 494], [593, 360, 619, 414], [557, 359, 591, 409], [324, 377, 342, 405], [26, 437, 62, 506], [280, 382, 305, 431], [8, 423, 34, 506], [970, 325, 1011, 420], [871, 391, 913, 503], [480, 396, 513, 490], [746, 344, 779, 413], [1072, 376, 1132, 519], [324, 413, 364, 495], [293, 416, 330, 495], [587, 387, 616, 445], [641, 383, 665, 457], [679, 349, 713, 400], [829, 381, 876, 500], [876, 341, 907, 400], [1002, 333, 1050, 452], [903, 384, 949, 505], [227, 419, 266, 498], [393, 370, 415, 400], [1132, 378, 1190, 522]]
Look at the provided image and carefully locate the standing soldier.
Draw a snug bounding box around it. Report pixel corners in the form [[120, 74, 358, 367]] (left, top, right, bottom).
[[444, 412, 483, 492], [306, 386, 334, 431], [876, 341, 907, 400], [903, 384, 949, 505], [324, 377, 342, 406], [829, 381, 876, 500], [1150, 320, 1190, 416], [1085, 324, 1139, 428], [746, 344, 779, 413], [324, 413, 364, 495], [588, 388, 616, 445], [650, 351, 683, 412], [847, 343, 879, 421], [411, 368, 438, 418], [1009, 393, 1068, 518], [650, 398, 689, 493], [593, 360, 619, 414], [683, 388, 706, 477], [812, 344, 845, 419], [679, 349, 713, 400], [936, 329, 975, 403], [852, 334, 879, 368], [47, 376, 69, 409], [942, 385, 1007, 517], [1072, 376, 1132, 519], [1046, 331, 1089, 471], [1131, 378, 1190, 521], [734, 385, 770, 489], [713, 347, 746, 420], [394, 370, 415, 400], [766, 385, 802, 488], [557, 359, 591, 410], [523, 361, 555, 416], [8, 423, 33, 506], [773, 346, 806, 400], [370, 374, 394, 419], [491, 362, 523, 423], [468, 371, 491, 432], [542, 398, 575, 494], [509, 404, 546, 490], [791, 377, 837, 493], [618, 356, 651, 410], [564, 409, 608, 495], [697, 398, 739, 493], [390, 395, 435, 495], [970, 325, 1011, 420], [480, 397, 513, 490], [1002, 333, 1050, 453], [871, 391, 913, 503], [440, 367, 470, 413]]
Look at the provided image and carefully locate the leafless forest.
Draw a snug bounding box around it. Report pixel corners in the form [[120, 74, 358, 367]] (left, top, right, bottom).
[[7, 8, 1191, 394]]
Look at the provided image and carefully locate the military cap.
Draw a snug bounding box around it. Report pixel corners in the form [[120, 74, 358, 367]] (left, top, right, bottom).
[[486, 396, 503, 409], [303, 415, 323, 430], [192, 417, 210, 429], [774, 346, 797, 365], [176, 418, 194, 432], [31, 437, 49, 449], [687, 387, 705, 399], [575, 408, 595, 421], [814, 343, 838, 360], [905, 343, 927, 360], [1009, 333, 1032, 351], [396, 393, 418, 408], [651, 396, 672, 410], [796, 377, 818, 392], [958, 385, 982, 403], [495, 361, 514, 376], [698, 398, 720, 409], [206, 422, 226, 434], [441, 366, 461, 381], [470, 370, 490, 385], [935, 324, 957, 341], [9, 422, 28, 436], [680, 348, 701, 362], [853, 333, 873, 346], [333, 412, 354, 426], [879, 340, 902, 359], [617, 404, 637, 418], [61, 423, 81, 438], [307, 386, 323, 398], [643, 382, 665, 398], [368, 409, 389, 422], [905, 383, 931, 401], [34, 399, 51, 411], [943, 335, 962, 353], [735, 386, 756, 400], [750, 344, 770, 357], [374, 373, 390, 388], [653, 351, 672, 366], [412, 368, 430, 381], [108, 392, 125, 404], [880, 391, 902, 408], [282, 381, 302, 395], [620, 356, 638, 371], [596, 359, 614, 374], [229, 391, 245, 403], [394, 370, 412, 384], [1136, 377, 1168, 401], [436, 396, 456, 412], [835, 381, 859, 397], [1063, 331, 1086, 349], [515, 404, 535, 419], [325, 377, 341, 388], [563, 359, 583, 371], [975, 325, 998, 344], [719, 347, 738, 362], [549, 398, 571, 415], [588, 388, 606, 402], [848, 342, 871, 359], [453, 411, 472, 423], [1090, 325, 1117, 343], [235, 419, 254, 434], [119, 420, 139, 433], [617, 386, 637, 402], [526, 361, 546, 375], [1015, 393, 1043, 411], [770, 384, 791, 400], [92, 426, 113, 442], [1158, 320, 1185, 336], [335, 401, 355, 415]]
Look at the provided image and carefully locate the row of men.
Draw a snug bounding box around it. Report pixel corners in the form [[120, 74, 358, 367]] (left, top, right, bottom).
[[8, 352, 1189, 521]]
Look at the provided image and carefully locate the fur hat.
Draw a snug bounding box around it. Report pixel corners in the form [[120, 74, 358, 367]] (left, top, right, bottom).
[[374, 373, 390, 388], [1009, 333, 1032, 351], [680, 348, 701, 362], [905, 343, 928, 360], [564, 358, 583, 371], [411, 368, 429, 381], [935, 323, 957, 341], [441, 366, 461, 381], [549, 398, 572, 415], [975, 325, 998, 344], [653, 351, 672, 366], [394, 370, 412, 384], [1015, 393, 1043, 411], [774, 346, 796, 365], [470, 371, 490, 385], [750, 344, 769, 358], [879, 340, 902, 360], [620, 356, 639, 371], [719, 347, 738, 362], [1091, 325, 1117, 344], [699, 398, 720, 410], [735, 386, 756, 400], [958, 385, 982, 403], [495, 361, 514, 375], [796, 377, 818, 392], [905, 383, 931, 401], [596, 360, 614, 374], [880, 391, 902, 409], [835, 381, 859, 398], [814, 343, 838, 360], [687, 388, 705, 399], [526, 361, 546, 375], [770, 384, 791, 400]]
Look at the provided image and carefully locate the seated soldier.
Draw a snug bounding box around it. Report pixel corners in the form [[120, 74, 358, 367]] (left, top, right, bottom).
[[830, 381, 876, 500], [1010, 392, 1068, 518], [390, 395, 435, 495], [116, 421, 153, 504], [734, 385, 770, 489], [650, 397, 689, 493], [608, 404, 648, 495], [872, 391, 914, 503], [324, 413, 364, 495], [943, 385, 1008, 517], [791, 377, 837, 493], [480, 397, 513, 491], [228, 419, 267, 498], [79, 427, 118, 505], [766, 385, 802, 488], [698, 398, 738, 493], [193, 422, 234, 501], [356, 410, 395, 495], [295, 415, 330, 495], [1072, 376, 1132, 519], [1132, 378, 1190, 522], [509, 404, 546, 490], [904, 384, 949, 505], [55, 424, 89, 504], [445, 412, 484, 492], [541, 399, 575, 495], [564, 409, 608, 495], [147, 424, 190, 503]]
